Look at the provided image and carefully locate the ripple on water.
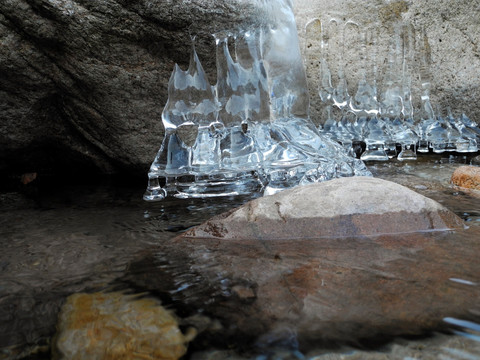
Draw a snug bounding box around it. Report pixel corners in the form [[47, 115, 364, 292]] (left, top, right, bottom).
[[112, 226, 480, 359]]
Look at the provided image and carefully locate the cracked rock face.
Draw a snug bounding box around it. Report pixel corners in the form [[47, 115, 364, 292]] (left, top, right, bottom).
[[0, 0, 260, 176]]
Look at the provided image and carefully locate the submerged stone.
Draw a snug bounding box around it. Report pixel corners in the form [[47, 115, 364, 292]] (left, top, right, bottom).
[[54, 292, 195, 360], [152, 178, 480, 350]]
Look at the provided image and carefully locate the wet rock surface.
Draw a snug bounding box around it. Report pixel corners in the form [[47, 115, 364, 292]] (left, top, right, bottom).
[[159, 222, 480, 351], [150, 178, 479, 349], [0, 206, 148, 356], [190, 332, 480, 360], [0, 183, 248, 358], [2, 159, 480, 358], [121, 172, 480, 352]]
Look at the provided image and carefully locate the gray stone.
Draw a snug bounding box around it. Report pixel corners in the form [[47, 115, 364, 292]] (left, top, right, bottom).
[[0, 0, 262, 175], [186, 177, 465, 239]]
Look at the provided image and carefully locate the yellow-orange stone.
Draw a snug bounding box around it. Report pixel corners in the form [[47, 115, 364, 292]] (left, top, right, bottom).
[[54, 292, 195, 360], [451, 166, 480, 190]]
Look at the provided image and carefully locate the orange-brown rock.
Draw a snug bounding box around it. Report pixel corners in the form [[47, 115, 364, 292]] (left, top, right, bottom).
[[20, 172, 37, 185], [54, 292, 195, 360], [451, 165, 480, 190]]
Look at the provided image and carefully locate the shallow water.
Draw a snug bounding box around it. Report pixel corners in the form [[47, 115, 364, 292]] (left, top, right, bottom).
[[1, 155, 480, 359]]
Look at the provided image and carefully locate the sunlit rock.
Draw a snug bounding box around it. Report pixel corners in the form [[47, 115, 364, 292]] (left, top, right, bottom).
[[451, 165, 480, 190], [295, 0, 480, 130], [300, 9, 479, 158], [54, 292, 195, 360], [185, 177, 464, 239]]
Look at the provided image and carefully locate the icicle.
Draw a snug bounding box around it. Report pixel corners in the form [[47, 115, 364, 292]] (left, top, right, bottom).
[[350, 27, 379, 118], [331, 19, 349, 111], [318, 19, 334, 105], [418, 27, 435, 121], [235, 30, 271, 124], [401, 23, 415, 120], [380, 22, 403, 120], [144, 1, 376, 201]]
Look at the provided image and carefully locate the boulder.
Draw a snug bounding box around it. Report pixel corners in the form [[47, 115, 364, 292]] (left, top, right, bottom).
[[451, 165, 480, 190], [185, 177, 465, 239], [148, 177, 480, 350], [1, 0, 479, 177]]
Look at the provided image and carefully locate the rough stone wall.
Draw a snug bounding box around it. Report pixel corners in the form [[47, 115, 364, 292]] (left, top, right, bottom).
[[0, 0, 259, 176], [293, 0, 480, 125]]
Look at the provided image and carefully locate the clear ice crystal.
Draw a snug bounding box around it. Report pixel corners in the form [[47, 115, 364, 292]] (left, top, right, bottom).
[[144, 1, 371, 201], [145, 4, 479, 201]]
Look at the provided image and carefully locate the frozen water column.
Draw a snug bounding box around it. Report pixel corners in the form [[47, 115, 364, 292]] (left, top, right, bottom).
[[258, 0, 310, 119], [143, 0, 371, 201], [143, 0, 312, 201]]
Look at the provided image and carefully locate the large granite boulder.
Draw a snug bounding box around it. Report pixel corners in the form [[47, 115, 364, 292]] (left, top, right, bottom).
[[150, 178, 480, 350], [2, 0, 479, 177]]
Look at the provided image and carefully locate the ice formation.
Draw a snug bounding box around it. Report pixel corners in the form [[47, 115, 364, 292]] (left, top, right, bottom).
[[144, 0, 370, 201], [305, 17, 480, 160]]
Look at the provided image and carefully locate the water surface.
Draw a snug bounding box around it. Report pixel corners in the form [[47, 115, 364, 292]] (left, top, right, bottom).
[[1, 155, 480, 359]]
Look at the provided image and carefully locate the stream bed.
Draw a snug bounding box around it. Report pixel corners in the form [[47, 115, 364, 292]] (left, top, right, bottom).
[[1, 154, 480, 359]]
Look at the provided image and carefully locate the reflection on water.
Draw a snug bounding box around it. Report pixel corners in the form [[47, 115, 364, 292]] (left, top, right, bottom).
[[1, 156, 480, 359]]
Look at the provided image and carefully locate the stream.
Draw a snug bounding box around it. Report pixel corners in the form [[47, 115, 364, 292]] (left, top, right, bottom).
[[1, 154, 480, 359]]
